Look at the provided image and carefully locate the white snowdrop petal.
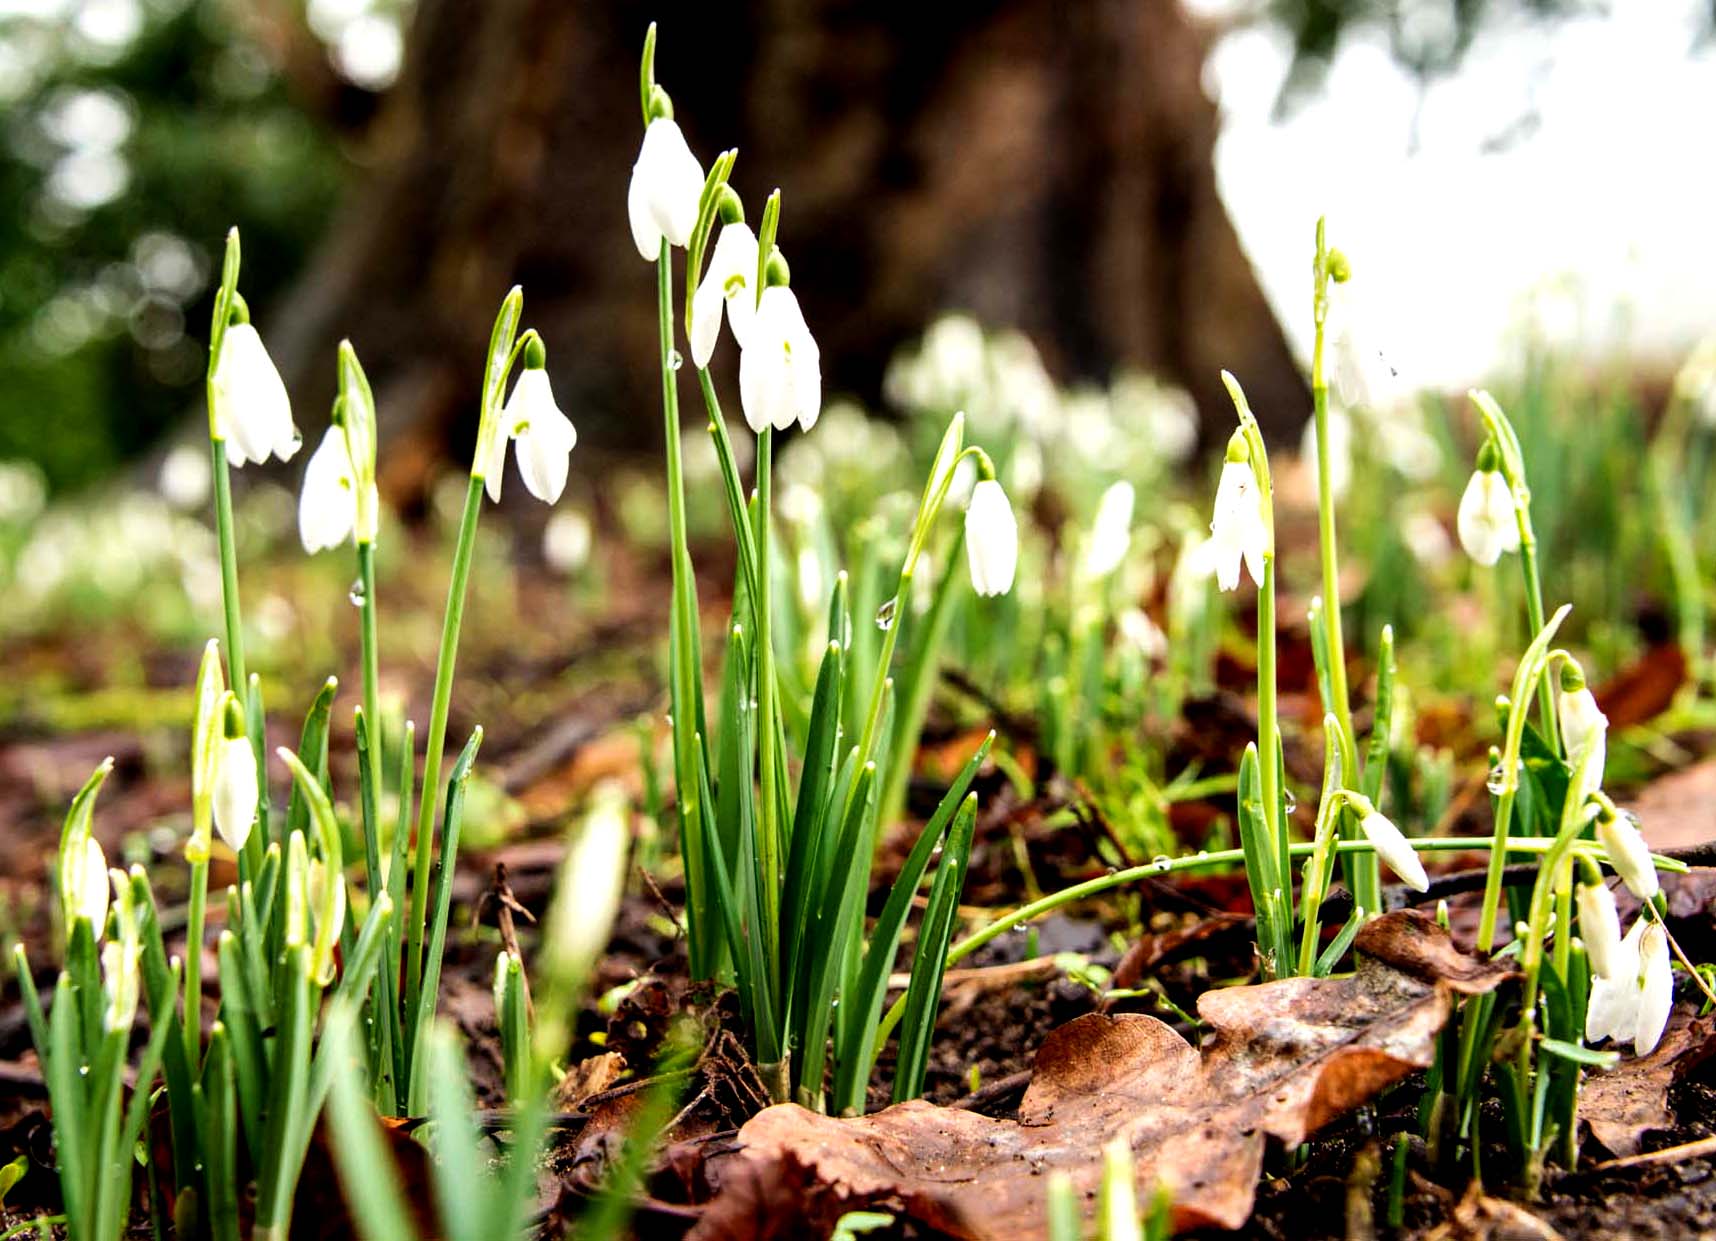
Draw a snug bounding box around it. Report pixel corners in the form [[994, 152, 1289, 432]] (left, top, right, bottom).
[[1597, 813, 1660, 902], [1577, 881, 1624, 980], [1636, 924, 1674, 1055], [964, 479, 1018, 597], [212, 736, 258, 854], [1359, 810, 1429, 891], [213, 324, 297, 467], [298, 427, 358, 553]]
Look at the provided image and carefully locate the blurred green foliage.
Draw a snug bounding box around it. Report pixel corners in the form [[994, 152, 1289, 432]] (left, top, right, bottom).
[[0, 0, 346, 492]]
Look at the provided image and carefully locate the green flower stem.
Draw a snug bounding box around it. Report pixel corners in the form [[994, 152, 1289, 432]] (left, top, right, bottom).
[[1257, 554, 1285, 880], [657, 245, 712, 979], [357, 539, 383, 891], [1475, 603, 1570, 952], [209, 441, 247, 699], [184, 856, 209, 1069], [1471, 391, 1560, 755], [1310, 222, 1373, 914], [753, 425, 782, 973], [405, 474, 483, 1009], [874, 834, 1629, 1046]]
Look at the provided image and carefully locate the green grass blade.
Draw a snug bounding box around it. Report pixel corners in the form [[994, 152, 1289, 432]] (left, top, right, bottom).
[[323, 1011, 418, 1241], [834, 732, 993, 1114], [45, 976, 87, 1236], [216, 932, 266, 1162], [407, 727, 483, 1113], [425, 1021, 491, 1241], [254, 947, 312, 1241], [878, 532, 965, 831], [891, 793, 978, 1103], [201, 1024, 240, 1241], [796, 762, 878, 1105]]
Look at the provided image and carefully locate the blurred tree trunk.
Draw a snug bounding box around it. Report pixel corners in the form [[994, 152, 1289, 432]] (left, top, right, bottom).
[[269, 0, 1306, 503]]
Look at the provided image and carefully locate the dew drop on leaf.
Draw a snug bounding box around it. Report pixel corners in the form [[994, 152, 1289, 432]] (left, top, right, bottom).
[[1487, 765, 1506, 795], [874, 598, 897, 631], [348, 578, 366, 607], [668, 349, 684, 371]]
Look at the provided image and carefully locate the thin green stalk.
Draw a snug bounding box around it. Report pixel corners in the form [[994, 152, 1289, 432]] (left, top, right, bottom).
[[657, 243, 713, 978], [1476, 603, 1571, 952], [874, 833, 1623, 1045], [1309, 222, 1356, 761], [209, 441, 247, 697], [183, 857, 209, 1070], [406, 475, 483, 1008], [753, 426, 782, 973], [357, 539, 383, 882], [1257, 555, 1285, 879]]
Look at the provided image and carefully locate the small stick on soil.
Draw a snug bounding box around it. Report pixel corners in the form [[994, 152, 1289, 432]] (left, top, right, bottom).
[[1587, 1135, 1716, 1173]]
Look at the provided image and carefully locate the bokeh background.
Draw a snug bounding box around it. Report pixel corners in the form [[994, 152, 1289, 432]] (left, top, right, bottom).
[[3, 0, 1712, 495]]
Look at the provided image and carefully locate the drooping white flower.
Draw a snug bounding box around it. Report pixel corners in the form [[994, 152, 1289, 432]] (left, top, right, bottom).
[[627, 118, 704, 260], [1577, 880, 1624, 980], [1300, 408, 1353, 499], [739, 285, 820, 434], [1455, 468, 1519, 566], [690, 222, 759, 368], [212, 323, 298, 467], [1357, 807, 1429, 892], [542, 783, 631, 985], [1597, 811, 1660, 902], [1117, 608, 1167, 661], [485, 367, 577, 504], [101, 933, 141, 1033], [1081, 480, 1135, 579], [212, 734, 258, 854], [1559, 684, 1608, 780], [1207, 459, 1268, 592], [1586, 917, 1645, 1044], [964, 479, 1018, 597], [1330, 327, 1399, 413], [298, 426, 358, 553], [1636, 923, 1674, 1055], [64, 835, 110, 932]]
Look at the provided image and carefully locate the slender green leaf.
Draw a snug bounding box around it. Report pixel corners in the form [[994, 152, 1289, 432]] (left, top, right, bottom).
[[892, 794, 979, 1103]]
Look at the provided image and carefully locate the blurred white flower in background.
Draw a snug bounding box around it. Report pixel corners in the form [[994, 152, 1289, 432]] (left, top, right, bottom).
[[158, 442, 211, 510], [543, 509, 593, 574], [1081, 480, 1135, 579]]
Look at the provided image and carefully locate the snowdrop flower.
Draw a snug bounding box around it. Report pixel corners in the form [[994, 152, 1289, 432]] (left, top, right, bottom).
[[627, 117, 704, 260], [1587, 920, 1673, 1054], [1577, 880, 1623, 980], [298, 426, 359, 553], [1596, 809, 1659, 902], [1455, 445, 1519, 566], [739, 285, 821, 434], [1081, 480, 1135, 579], [1559, 673, 1608, 772], [1357, 806, 1429, 892], [1330, 328, 1399, 413], [543, 782, 631, 986], [543, 509, 592, 574], [1300, 407, 1353, 499], [212, 323, 299, 467], [1636, 923, 1674, 1055], [484, 356, 577, 504], [690, 222, 759, 367], [63, 835, 110, 932], [100, 921, 141, 1033], [1206, 437, 1268, 591], [964, 478, 1018, 597], [1117, 607, 1167, 661], [212, 704, 258, 855]]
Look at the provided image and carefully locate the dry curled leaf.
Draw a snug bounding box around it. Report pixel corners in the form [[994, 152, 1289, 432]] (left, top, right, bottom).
[[1582, 1013, 1716, 1159], [693, 911, 1511, 1239]]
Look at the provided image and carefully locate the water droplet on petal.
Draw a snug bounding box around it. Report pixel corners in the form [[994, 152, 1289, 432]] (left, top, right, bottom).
[[874, 598, 897, 631], [348, 578, 366, 607]]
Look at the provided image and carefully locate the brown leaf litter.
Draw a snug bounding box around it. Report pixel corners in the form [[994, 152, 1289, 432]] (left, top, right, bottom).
[[1581, 1013, 1716, 1159], [691, 911, 1512, 1239]]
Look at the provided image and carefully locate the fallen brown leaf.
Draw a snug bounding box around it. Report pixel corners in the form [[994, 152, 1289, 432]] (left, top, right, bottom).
[[1581, 1013, 1716, 1159], [692, 911, 1511, 1239], [1625, 760, 1716, 854]]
